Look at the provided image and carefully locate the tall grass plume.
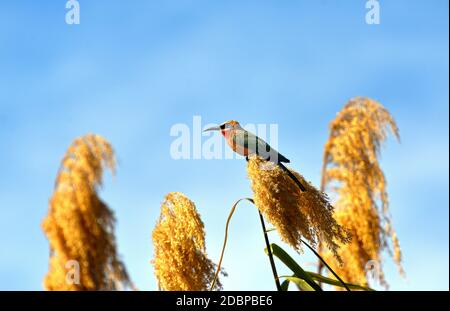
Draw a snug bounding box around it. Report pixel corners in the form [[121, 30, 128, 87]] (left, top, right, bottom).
[[247, 155, 350, 262], [42, 134, 131, 290], [321, 97, 404, 288], [152, 192, 223, 291]]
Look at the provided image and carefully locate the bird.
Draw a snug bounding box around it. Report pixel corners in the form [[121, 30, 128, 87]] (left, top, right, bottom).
[[204, 120, 306, 192]]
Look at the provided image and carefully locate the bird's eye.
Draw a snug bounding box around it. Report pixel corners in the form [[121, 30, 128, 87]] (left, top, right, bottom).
[[220, 124, 226, 130]]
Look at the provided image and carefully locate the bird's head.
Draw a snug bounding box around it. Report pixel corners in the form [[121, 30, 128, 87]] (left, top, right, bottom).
[[204, 120, 242, 136]]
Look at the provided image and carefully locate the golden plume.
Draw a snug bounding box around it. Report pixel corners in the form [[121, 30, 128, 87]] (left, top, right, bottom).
[[42, 134, 132, 290], [321, 97, 404, 288], [152, 192, 223, 291], [247, 156, 350, 261]]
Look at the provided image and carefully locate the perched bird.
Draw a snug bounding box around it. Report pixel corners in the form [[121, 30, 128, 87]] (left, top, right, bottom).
[[204, 120, 306, 192]]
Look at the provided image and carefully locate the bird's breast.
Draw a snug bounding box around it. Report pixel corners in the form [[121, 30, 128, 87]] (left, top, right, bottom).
[[225, 131, 250, 156]]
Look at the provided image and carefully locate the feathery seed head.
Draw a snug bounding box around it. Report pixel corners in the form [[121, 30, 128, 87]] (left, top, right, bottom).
[[247, 156, 350, 261], [321, 97, 403, 288], [42, 134, 131, 291], [152, 192, 222, 291]]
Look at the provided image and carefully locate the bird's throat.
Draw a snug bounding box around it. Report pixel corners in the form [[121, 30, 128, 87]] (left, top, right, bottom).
[[221, 129, 232, 139]]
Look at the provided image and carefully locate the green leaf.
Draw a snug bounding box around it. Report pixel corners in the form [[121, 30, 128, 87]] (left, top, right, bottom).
[[299, 238, 351, 291], [306, 271, 375, 291], [266, 243, 322, 291], [280, 276, 315, 291], [280, 279, 290, 291]]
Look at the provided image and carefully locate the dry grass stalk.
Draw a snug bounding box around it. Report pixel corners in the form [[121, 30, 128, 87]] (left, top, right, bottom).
[[247, 156, 350, 262], [42, 134, 131, 290], [321, 97, 404, 288], [152, 192, 223, 291]]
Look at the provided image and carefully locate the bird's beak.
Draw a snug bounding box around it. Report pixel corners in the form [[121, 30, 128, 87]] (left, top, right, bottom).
[[203, 126, 221, 132]]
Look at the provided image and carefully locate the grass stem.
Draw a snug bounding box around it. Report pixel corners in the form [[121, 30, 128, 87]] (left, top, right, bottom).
[[300, 238, 351, 291], [258, 210, 282, 291]]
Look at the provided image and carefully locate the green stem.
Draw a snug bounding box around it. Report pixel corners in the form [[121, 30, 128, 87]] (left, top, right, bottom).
[[300, 239, 351, 291], [258, 211, 282, 291]]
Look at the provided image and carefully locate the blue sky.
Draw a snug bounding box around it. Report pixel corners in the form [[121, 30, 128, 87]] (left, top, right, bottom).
[[0, 1, 448, 290]]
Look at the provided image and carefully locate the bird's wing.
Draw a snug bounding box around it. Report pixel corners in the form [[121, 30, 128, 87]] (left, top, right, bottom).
[[232, 130, 289, 163], [232, 129, 264, 151]]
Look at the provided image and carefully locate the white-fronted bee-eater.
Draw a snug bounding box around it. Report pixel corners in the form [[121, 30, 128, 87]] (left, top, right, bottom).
[[204, 120, 306, 192]]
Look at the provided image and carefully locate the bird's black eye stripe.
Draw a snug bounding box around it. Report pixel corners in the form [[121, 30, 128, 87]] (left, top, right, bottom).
[[220, 124, 226, 130]]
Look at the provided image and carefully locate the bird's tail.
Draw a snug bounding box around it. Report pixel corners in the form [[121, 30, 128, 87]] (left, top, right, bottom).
[[278, 162, 307, 192]]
